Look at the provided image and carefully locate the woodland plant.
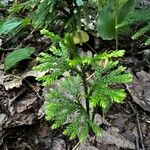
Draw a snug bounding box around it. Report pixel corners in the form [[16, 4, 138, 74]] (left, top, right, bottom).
[[116, 8, 150, 45], [1, 0, 135, 142], [34, 29, 132, 142], [1, 0, 136, 70]]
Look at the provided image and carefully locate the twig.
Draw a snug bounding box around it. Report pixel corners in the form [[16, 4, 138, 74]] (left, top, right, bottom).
[[0, 48, 16, 51], [25, 79, 43, 100], [72, 142, 80, 150], [135, 136, 140, 150], [86, 43, 97, 54], [9, 88, 27, 105], [128, 101, 136, 116], [136, 112, 145, 150], [87, 73, 94, 81], [128, 101, 145, 150]]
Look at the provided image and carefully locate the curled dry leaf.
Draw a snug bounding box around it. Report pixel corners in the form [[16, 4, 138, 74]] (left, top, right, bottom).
[[1, 70, 46, 90]]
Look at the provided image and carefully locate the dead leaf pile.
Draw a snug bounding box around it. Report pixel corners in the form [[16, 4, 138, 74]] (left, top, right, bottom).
[[126, 70, 150, 112]]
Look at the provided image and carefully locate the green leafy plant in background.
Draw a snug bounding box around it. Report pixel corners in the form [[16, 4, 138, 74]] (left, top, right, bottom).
[[97, 0, 135, 49], [0, 0, 95, 71], [4, 47, 35, 71], [0, 0, 134, 143], [34, 29, 132, 142], [116, 8, 150, 45], [8, 0, 91, 30], [1, 0, 138, 71]]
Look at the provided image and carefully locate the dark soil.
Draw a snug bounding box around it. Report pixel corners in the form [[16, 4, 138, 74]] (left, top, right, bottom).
[[0, 4, 150, 149], [0, 33, 150, 149]]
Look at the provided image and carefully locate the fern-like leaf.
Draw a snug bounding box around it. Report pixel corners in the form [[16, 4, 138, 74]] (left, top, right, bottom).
[[45, 76, 101, 142]]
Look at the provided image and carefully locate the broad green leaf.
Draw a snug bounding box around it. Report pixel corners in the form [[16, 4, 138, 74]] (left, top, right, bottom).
[[4, 47, 35, 71], [97, 0, 135, 40], [0, 18, 23, 35]]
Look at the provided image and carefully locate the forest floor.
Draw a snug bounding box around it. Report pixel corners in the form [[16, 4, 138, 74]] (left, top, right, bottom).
[[0, 31, 150, 150]]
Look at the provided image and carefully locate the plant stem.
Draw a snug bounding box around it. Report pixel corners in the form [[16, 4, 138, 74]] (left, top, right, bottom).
[[115, 0, 119, 50], [81, 66, 90, 116], [92, 109, 96, 121]]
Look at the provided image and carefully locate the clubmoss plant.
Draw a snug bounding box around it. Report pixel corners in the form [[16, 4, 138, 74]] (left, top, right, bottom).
[[34, 29, 132, 142]]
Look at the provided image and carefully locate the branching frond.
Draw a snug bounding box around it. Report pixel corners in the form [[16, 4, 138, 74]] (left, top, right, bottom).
[[45, 76, 101, 142], [90, 50, 132, 110], [34, 30, 132, 142]]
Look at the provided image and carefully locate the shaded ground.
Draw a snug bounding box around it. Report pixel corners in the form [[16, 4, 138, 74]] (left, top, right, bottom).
[[0, 32, 150, 149], [0, 2, 150, 148]]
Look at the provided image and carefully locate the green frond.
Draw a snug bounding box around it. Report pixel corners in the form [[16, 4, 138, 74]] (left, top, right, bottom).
[[93, 60, 119, 75], [60, 75, 82, 101], [103, 66, 133, 84], [132, 24, 150, 39], [90, 84, 126, 109], [63, 110, 101, 143], [34, 31, 74, 86], [31, 0, 57, 28], [90, 50, 132, 110], [34, 50, 69, 86], [44, 75, 101, 142], [37, 71, 62, 86], [90, 90, 109, 108], [41, 29, 62, 42], [93, 50, 125, 61], [68, 57, 92, 67], [34, 29, 132, 142], [116, 8, 150, 45], [89, 120, 102, 136], [63, 114, 90, 142], [109, 89, 126, 103], [116, 9, 150, 28]]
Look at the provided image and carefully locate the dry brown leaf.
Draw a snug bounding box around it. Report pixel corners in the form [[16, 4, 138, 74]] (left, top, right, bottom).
[[96, 127, 135, 149], [126, 70, 150, 112], [2, 70, 46, 90], [16, 97, 37, 113]]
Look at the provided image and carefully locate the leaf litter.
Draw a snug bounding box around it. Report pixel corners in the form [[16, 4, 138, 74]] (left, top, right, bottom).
[[0, 58, 150, 149]]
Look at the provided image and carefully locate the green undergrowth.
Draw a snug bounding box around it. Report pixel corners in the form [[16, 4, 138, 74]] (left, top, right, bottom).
[[34, 29, 132, 142]]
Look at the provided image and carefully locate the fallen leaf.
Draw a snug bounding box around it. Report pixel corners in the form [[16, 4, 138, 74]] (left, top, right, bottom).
[[16, 97, 37, 113], [2, 70, 46, 90], [0, 65, 4, 85], [126, 70, 150, 112], [0, 113, 7, 127], [79, 145, 99, 150], [96, 127, 135, 149], [51, 138, 66, 150]]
